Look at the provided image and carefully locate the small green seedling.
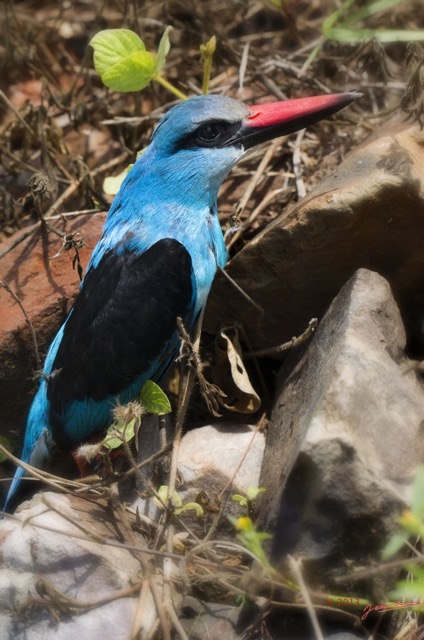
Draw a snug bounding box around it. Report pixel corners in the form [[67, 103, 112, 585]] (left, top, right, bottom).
[[230, 515, 272, 569], [90, 27, 186, 99], [103, 415, 139, 450], [382, 466, 424, 605], [90, 28, 218, 194], [154, 485, 204, 517], [199, 35, 216, 95], [102, 380, 171, 450], [382, 466, 424, 560], [300, 0, 424, 74], [232, 486, 266, 517], [320, 0, 424, 44]]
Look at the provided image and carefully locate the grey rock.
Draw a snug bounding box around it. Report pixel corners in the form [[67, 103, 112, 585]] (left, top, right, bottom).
[[179, 596, 241, 640], [205, 120, 424, 351], [265, 615, 368, 640], [0, 423, 266, 639], [0, 492, 154, 640], [177, 422, 265, 519], [257, 269, 424, 584], [325, 634, 367, 640]]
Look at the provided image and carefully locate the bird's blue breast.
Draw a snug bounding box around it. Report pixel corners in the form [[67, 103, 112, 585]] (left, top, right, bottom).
[[90, 146, 229, 315]]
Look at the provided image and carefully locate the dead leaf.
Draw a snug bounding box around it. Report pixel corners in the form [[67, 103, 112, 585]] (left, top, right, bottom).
[[211, 326, 261, 413]]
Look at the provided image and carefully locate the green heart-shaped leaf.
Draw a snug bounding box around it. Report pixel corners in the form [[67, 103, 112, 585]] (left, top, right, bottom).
[[140, 380, 172, 415], [102, 51, 157, 92], [90, 29, 157, 92], [90, 29, 146, 76]]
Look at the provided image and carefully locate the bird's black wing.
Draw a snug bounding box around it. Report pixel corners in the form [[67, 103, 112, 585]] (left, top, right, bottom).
[[47, 238, 194, 446]]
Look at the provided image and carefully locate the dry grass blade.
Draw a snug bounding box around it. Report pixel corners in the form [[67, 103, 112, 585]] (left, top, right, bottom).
[[288, 555, 325, 640], [0, 443, 93, 494], [247, 318, 318, 358], [292, 128, 307, 199], [227, 138, 282, 249], [0, 279, 40, 369]]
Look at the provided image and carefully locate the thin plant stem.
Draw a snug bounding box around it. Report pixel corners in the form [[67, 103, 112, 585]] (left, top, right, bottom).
[[155, 75, 187, 100], [200, 36, 216, 95]]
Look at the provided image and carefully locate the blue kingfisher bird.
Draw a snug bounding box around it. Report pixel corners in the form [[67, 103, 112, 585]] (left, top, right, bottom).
[[4, 91, 358, 509]]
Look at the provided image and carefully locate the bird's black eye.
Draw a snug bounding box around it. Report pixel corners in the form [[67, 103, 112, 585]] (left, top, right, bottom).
[[177, 120, 242, 151], [196, 122, 224, 143]]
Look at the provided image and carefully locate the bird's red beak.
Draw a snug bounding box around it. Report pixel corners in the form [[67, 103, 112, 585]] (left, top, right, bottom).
[[233, 92, 360, 149]]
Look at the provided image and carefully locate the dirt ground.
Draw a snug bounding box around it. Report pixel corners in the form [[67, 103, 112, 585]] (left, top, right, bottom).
[[1, 0, 421, 250]]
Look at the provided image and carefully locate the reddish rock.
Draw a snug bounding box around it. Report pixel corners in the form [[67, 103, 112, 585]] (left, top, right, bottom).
[[0, 213, 106, 441]]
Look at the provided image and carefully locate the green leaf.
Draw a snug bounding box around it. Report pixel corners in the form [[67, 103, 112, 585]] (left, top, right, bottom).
[[409, 565, 424, 581], [155, 485, 182, 509], [341, 0, 403, 26], [247, 486, 266, 501], [140, 380, 171, 415], [381, 531, 409, 560], [154, 487, 203, 516], [103, 165, 133, 196], [390, 570, 424, 601], [103, 417, 136, 450], [390, 582, 424, 602], [232, 494, 248, 507], [90, 29, 157, 92], [391, 565, 424, 602], [102, 51, 157, 92], [322, 0, 357, 31], [325, 27, 424, 43], [103, 148, 147, 196], [156, 26, 173, 73], [90, 29, 146, 76], [176, 502, 204, 517]]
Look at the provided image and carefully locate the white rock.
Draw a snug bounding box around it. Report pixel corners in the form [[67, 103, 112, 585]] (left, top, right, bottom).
[[178, 422, 265, 513], [0, 492, 155, 640]]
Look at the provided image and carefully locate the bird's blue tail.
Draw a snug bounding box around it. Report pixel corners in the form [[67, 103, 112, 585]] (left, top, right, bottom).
[[3, 382, 52, 511]]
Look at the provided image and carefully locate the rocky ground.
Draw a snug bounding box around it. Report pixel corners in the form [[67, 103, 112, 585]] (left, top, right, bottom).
[[1, 1, 424, 639]]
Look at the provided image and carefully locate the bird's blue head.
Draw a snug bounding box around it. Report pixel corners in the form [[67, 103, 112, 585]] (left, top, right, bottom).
[[148, 95, 249, 197], [138, 92, 359, 207]]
